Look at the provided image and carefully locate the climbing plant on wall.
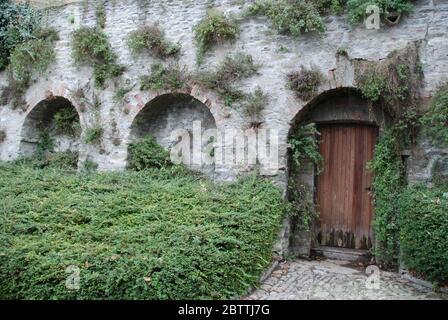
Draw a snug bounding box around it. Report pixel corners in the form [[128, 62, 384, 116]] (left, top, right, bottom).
[[0, 0, 40, 70], [421, 82, 448, 146], [288, 123, 323, 231], [71, 26, 124, 88], [193, 9, 240, 65], [127, 24, 181, 59]]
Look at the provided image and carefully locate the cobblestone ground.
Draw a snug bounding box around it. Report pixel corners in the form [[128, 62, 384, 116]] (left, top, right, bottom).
[[246, 259, 447, 300]]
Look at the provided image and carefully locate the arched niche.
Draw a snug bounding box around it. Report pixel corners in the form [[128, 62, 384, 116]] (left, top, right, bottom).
[[288, 88, 392, 257], [129, 93, 217, 174], [19, 96, 81, 160]]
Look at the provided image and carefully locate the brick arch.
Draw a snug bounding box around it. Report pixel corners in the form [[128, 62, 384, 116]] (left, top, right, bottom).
[[128, 90, 219, 174], [126, 85, 223, 128], [19, 95, 82, 160], [288, 87, 391, 136]]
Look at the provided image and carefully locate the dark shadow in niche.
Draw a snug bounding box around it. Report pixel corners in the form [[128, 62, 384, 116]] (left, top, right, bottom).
[[129, 93, 217, 174], [19, 96, 81, 165]]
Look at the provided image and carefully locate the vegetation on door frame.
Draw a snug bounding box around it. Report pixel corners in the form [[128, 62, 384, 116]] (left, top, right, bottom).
[[288, 123, 323, 231]]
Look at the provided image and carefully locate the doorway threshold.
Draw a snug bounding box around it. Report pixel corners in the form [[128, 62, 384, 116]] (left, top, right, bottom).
[[311, 246, 371, 263]]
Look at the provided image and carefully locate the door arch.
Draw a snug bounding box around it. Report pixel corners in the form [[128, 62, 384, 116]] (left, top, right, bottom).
[[288, 88, 392, 251]]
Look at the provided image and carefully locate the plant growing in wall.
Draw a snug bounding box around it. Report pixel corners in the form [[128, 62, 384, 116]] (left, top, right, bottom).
[[84, 125, 104, 145], [243, 0, 326, 37], [195, 52, 259, 107], [421, 82, 448, 146], [242, 87, 269, 127], [95, 2, 106, 29], [193, 9, 240, 65], [368, 129, 405, 266], [128, 135, 172, 170], [287, 67, 323, 101], [71, 26, 124, 88], [127, 24, 181, 59], [7, 28, 59, 92], [0, 0, 40, 70], [140, 62, 189, 92], [346, 0, 413, 25], [54, 106, 81, 137], [0, 129, 6, 143], [356, 44, 423, 145], [288, 123, 323, 232]]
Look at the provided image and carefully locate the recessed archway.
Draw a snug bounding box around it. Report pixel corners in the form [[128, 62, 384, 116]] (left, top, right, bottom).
[[129, 93, 217, 174], [19, 96, 81, 164], [288, 88, 392, 257]]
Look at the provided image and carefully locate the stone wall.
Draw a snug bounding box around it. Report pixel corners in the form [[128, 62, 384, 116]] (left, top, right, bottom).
[[1, 0, 448, 186]]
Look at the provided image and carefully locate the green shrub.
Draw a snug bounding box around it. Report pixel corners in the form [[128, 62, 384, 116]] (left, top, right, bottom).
[[193, 9, 240, 65], [347, 0, 413, 24], [244, 0, 325, 37], [54, 106, 80, 137], [0, 162, 286, 299], [368, 129, 405, 266], [288, 123, 323, 169], [71, 27, 124, 88], [38, 150, 79, 169], [7, 28, 58, 90], [399, 183, 448, 285], [127, 25, 181, 59], [95, 2, 106, 29], [140, 63, 188, 92], [0, 0, 40, 70], [84, 126, 103, 145], [288, 123, 322, 231], [242, 87, 268, 125], [0, 129, 6, 143], [287, 67, 323, 101], [196, 52, 259, 106], [128, 135, 171, 170], [421, 83, 448, 146]]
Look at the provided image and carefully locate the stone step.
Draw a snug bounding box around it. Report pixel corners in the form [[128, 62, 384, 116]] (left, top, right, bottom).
[[311, 246, 372, 263]]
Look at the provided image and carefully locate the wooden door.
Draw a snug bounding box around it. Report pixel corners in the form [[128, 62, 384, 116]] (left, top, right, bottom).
[[316, 124, 377, 250]]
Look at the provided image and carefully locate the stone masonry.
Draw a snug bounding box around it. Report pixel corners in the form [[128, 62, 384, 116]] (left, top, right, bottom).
[[1, 0, 447, 183]]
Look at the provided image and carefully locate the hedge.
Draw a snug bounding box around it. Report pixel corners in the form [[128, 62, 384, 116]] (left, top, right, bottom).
[[399, 183, 448, 285], [0, 162, 286, 299]]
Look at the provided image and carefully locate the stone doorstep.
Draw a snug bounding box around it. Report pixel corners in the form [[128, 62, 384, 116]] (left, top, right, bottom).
[[311, 246, 371, 263]]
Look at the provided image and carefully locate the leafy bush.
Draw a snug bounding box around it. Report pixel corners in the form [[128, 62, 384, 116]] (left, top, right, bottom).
[[196, 52, 259, 106], [127, 25, 181, 59], [54, 106, 80, 137], [368, 129, 405, 266], [244, 0, 325, 37], [288, 123, 322, 169], [71, 27, 124, 88], [127, 135, 171, 170], [7, 28, 58, 90], [0, 0, 40, 70], [287, 67, 323, 101], [421, 83, 448, 146], [193, 9, 240, 65], [347, 0, 413, 24], [0, 162, 286, 299], [399, 183, 448, 285], [288, 123, 322, 232], [242, 87, 268, 125], [140, 63, 188, 92], [84, 126, 103, 145]]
